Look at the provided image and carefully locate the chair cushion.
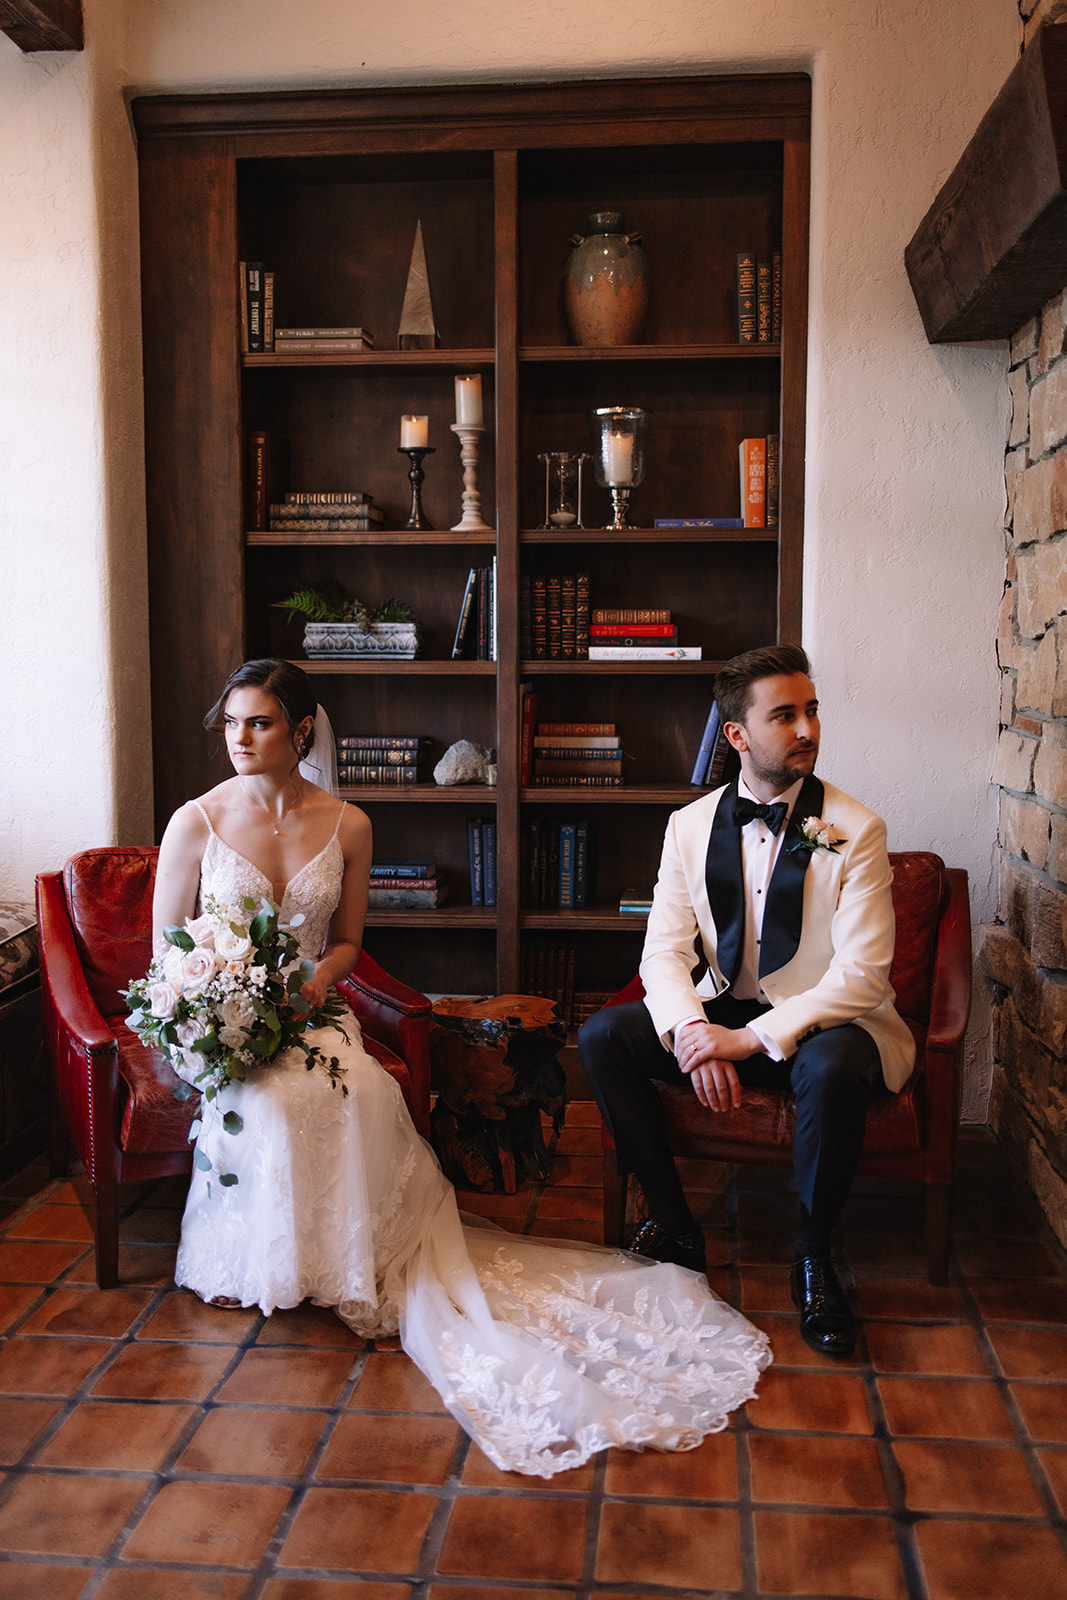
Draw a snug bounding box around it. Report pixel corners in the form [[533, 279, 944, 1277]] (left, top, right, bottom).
[[65, 849, 158, 1018], [362, 1035, 414, 1109], [887, 851, 945, 1024], [114, 1022, 201, 1156], [0, 901, 38, 996]]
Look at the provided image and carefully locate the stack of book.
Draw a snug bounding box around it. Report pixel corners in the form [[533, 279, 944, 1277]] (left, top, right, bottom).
[[452, 561, 497, 660], [529, 722, 624, 788], [335, 735, 431, 787], [273, 326, 374, 353], [522, 817, 597, 908], [735, 251, 782, 344], [689, 700, 741, 789], [588, 608, 701, 661], [467, 817, 498, 906], [520, 572, 591, 659], [738, 436, 780, 529], [520, 936, 576, 1028], [239, 261, 273, 352], [269, 492, 384, 532], [367, 860, 442, 910], [619, 893, 653, 915]]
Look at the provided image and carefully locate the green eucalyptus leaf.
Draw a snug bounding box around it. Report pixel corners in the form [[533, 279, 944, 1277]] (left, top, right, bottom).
[[222, 1110, 244, 1136], [193, 1146, 212, 1171], [219, 1172, 239, 1187], [165, 925, 195, 951], [171, 1081, 193, 1103]]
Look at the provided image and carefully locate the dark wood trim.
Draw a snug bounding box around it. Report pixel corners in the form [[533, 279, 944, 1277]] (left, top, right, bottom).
[[0, 0, 83, 51], [906, 24, 1067, 343], [131, 74, 811, 148]]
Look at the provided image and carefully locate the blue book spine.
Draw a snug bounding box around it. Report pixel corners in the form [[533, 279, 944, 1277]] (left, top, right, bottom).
[[691, 700, 721, 786], [467, 817, 484, 906], [557, 823, 576, 909], [573, 819, 593, 909], [482, 819, 497, 907], [653, 517, 744, 527]]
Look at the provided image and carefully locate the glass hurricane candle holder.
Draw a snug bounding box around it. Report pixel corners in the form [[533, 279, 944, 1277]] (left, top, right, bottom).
[[589, 406, 650, 529]]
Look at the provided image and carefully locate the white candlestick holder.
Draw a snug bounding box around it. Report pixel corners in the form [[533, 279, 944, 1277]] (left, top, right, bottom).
[[450, 422, 493, 532]]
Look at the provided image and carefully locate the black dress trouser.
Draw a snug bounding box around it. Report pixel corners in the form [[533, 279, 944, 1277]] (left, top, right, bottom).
[[578, 992, 884, 1242]]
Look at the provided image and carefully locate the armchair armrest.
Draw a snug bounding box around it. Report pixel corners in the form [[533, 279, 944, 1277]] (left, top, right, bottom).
[[926, 868, 972, 1051], [337, 949, 432, 1137], [36, 870, 124, 1183]]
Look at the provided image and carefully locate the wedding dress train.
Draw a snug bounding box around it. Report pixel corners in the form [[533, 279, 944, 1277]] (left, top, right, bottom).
[[173, 805, 771, 1477]]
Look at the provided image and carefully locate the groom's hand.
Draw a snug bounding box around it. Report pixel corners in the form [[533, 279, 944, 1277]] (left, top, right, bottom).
[[675, 1020, 761, 1112], [687, 1059, 743, 1112]]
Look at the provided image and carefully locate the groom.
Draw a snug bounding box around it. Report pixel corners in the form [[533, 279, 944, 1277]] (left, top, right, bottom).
[[579, 644, 915, 1354]]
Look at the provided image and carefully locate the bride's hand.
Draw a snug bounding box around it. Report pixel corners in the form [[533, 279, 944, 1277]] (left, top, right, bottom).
[[299, 964, 331, 1010]]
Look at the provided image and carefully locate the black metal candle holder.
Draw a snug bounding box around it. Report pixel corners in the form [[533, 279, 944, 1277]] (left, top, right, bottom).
[[398, 445, 435, 530]]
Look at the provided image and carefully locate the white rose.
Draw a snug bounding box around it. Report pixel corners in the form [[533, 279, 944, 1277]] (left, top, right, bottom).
[[176, 1015, 209, 1049], [215, 926, 253, 962], [147, 980, 179, 1020], [184, 913, 216, 947], [220, 992, 256, 1033], [162, 944, 185, 988], [180, 946, 220, 996]]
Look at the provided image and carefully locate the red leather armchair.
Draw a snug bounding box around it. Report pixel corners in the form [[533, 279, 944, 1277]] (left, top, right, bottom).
[[37, 846, 432, 1289], [599, 852, 971, 1284]]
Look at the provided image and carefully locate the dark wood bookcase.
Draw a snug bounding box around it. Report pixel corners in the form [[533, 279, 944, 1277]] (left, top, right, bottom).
[[132, 74, 810, 1012]]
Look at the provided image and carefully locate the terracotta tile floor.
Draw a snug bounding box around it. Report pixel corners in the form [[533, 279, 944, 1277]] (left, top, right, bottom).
[[3, 1109, 1067, 1598]]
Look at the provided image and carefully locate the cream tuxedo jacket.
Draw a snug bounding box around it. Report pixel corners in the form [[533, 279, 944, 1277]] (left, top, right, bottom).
[[639, 777, 916, 1092]]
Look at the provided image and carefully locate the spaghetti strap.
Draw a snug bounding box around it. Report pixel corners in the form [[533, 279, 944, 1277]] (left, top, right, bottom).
[[192, 799, 216, 836], [331, 802, 346, 841]]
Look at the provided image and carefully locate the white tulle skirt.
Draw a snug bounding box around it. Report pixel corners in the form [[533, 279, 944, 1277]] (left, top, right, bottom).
[[175, 1013, 771, 1478]]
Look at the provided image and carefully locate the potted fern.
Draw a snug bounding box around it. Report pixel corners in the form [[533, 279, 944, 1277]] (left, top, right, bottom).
[[273, 582, 420, 658]]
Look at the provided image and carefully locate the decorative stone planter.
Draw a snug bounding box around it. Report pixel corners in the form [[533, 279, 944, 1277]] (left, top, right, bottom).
[[303, 621, 419, 659]]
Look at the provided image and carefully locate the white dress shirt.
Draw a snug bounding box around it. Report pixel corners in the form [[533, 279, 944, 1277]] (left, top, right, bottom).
[[673, 773, 804, 1064]]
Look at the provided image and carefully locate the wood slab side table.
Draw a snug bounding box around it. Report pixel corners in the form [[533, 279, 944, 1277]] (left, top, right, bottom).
[[429, 994, 567, 1193]]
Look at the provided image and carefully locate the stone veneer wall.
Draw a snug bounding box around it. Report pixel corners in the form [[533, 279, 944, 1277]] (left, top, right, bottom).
[[985, 285, 1067, 1243]]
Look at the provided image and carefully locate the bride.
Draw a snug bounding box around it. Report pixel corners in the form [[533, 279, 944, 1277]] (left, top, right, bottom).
[[152, 657, 771, 1477]]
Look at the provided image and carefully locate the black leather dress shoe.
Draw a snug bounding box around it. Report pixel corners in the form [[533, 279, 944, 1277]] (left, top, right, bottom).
[[790, 1256, 855, 1355], [626, 1218, 707, 1271]]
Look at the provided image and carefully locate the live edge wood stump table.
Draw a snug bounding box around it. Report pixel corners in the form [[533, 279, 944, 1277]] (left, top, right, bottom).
[[429, 995, 568, 1193]]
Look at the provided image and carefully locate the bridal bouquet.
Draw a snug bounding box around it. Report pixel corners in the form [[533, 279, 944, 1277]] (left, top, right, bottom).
[[124, 894, 348, 1185]]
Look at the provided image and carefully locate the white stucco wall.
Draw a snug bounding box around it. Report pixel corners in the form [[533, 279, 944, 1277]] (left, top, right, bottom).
[[3, 0, 1020, 1113], [0, 0, 150, 907]]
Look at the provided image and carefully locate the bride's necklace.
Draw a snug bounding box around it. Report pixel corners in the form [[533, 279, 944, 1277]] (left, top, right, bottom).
[[239, 777, 303, 836]]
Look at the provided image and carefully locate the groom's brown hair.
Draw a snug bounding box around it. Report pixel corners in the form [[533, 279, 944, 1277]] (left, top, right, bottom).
[[715, 644, 812, 729]]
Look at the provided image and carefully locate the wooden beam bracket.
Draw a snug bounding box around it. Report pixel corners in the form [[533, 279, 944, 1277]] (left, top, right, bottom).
[[906, 24, 1067, 343], [0, 0, 84, 51]]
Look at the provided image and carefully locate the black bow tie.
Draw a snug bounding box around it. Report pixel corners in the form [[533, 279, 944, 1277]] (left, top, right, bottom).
[[732, 797, 789, 835]]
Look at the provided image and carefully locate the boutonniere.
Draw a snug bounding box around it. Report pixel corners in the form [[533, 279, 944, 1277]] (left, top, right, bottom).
[[789, 815, 847, 855]]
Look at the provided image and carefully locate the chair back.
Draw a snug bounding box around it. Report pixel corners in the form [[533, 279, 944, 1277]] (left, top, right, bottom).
[[63, 847, 158, 1018], [886, 851, 946, 1027]]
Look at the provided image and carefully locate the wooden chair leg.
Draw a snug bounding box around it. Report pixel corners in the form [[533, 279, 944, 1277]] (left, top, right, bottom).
[[603, 1154, 628, 1247], [94, 1187, 120, 1289], [926, 1183, 951, 1285]]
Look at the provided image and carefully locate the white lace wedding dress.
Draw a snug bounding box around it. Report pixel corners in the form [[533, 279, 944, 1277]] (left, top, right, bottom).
[[173, 805, 772, 1477]]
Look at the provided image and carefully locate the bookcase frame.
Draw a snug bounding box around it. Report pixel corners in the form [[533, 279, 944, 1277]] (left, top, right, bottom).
[[133, 74, 810, 1010]]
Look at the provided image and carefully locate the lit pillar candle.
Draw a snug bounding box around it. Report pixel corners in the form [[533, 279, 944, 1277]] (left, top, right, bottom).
[[603, 429, 633, 484], [454, 374, 483, 426], [400, 414, 429, 448]]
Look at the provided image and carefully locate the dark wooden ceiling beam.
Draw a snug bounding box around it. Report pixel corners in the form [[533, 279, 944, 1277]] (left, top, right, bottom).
[[906, 24, 1067, 342], [0, 0, 83, 51]]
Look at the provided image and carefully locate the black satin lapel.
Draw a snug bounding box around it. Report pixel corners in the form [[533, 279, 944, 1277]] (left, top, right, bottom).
[[704, 782, 744, 984], [759, 775, 825, 978]]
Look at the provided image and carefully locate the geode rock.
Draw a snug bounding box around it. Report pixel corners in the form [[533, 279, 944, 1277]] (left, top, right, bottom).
[[433, 739, 492, 785]]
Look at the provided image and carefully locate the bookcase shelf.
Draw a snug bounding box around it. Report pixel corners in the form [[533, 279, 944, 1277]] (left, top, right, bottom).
[[134, 73, 810, 1010]]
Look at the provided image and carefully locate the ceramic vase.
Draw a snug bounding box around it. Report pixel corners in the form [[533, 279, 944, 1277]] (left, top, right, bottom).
[[564, 211, 649, 347]]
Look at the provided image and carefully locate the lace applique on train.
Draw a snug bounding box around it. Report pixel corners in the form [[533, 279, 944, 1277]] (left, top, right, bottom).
[[173, 811, 772, 1476]]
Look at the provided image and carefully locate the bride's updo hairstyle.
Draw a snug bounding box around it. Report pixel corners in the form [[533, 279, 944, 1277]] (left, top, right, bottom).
[[204, 658, 317, 759]]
